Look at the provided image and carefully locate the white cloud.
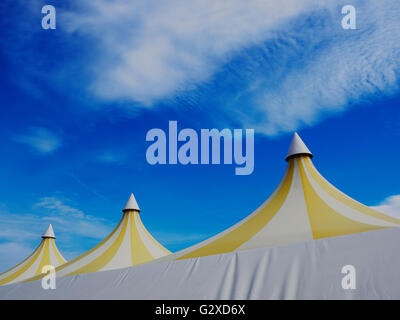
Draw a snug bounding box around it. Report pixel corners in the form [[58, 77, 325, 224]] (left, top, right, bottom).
[[33, 197, 112, 239], [14, 127, 61, 154], [241, 1, 400, 134], [35, 197, 85, 218], [62, 0, 324, 104], [372, 195, 400, 219], [0, 199, 112, 241], [60, 0, 400, 135]]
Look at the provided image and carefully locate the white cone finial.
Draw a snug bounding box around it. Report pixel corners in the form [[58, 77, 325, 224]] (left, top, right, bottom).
[[286, 132, 313, 161], [42, 224, 56, 239], [123, 193, 140, 212]]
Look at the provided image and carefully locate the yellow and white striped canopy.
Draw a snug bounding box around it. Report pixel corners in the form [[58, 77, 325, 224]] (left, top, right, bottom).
[[36, 194, 171, 278], [0, 224, 67, 286], [173, 133, 400, 260]]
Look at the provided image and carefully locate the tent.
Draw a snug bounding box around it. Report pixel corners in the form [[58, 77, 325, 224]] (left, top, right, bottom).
[[1, 226, 400, 299], [1, 133, 399, 299], [0, 224, 66, 286], [28, 193, 171, 279], [162, 133, 400, 261]]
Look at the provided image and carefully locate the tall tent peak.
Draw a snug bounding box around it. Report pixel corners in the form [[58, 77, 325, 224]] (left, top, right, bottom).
[[123, 193, 140, 212], [286, 132, 313, 161], [42, 224, 56, 239]]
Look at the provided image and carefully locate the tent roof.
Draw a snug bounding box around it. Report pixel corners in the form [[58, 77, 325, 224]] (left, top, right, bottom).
[[42, 224, 55, 239], [0, 226, 66, 286], [286, 132, 313, 161], [158, 134, 400, 261], [123, 193, 140, 212], [2, 227, 400, 299]]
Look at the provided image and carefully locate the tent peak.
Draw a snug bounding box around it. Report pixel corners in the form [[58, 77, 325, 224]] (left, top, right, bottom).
[[286, 132, 313, 161], [123, 193, 140, 212], [42, 224, 56, 239]]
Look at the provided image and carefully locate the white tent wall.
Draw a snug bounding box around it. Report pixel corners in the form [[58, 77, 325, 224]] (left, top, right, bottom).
[[1, 227, 399, 299]]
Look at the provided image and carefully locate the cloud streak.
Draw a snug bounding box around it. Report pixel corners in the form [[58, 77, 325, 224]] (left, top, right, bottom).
[[58, 0, 400, 135], [14, 127, 62, 154], [239, 1, 400, 134], [63, 0, 321, 105], [33, 197, 112, 239]]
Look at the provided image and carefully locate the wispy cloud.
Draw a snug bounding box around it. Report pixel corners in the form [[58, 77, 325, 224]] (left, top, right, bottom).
[[33, 197, 112, 239], [35, 197, 85, 218], [61, 0, 324, 106], [14, 127, 61, 154], [237, 1, 400, 134], [372, 195, 400, 219], [58, 0, 400, 135]]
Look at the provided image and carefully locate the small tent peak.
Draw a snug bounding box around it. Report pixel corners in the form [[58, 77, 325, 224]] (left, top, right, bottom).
[[286, 132, 313, 161], [42, 224, 56, 239], [123, 193, 141, 212]]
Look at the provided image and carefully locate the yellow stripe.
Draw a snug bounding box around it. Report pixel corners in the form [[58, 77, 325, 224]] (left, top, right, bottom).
[[50, 238, 67, 265], [56, 215, 125, 272], [0, 241, 45, 286], [304, 157, 400, 225], [136, 214, 171, 255], [0, 241, 41, 278], [131, 212, 155, 265], [65, 213, 130, 276], [25, 215, 128, 282], [35, 239, 51, 275], [298, 158, 387, 238], [178, 160, 295, 260]]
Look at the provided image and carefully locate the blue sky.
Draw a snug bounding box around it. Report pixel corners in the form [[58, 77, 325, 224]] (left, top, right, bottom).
[[0, 0, 400, 272]]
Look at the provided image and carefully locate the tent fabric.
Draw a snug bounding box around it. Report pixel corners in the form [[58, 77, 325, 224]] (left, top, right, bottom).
[[42, 224, 55, 239], [1, 227, 399, 299], [123, 193, 140, 212], [1, 133, 398, 298], [27, 208, 171, 280], [0, 226, 66, 286], [160, 139, 400, 261], [286, 132, 313, 160]]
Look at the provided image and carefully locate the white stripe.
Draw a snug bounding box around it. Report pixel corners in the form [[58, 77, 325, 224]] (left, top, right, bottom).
[[238, 159, 313, 250], [48, 242, 58, 267], [103, 213, 134, 271], [135, 214, 167, 258], [48, 241, 65, 267]]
